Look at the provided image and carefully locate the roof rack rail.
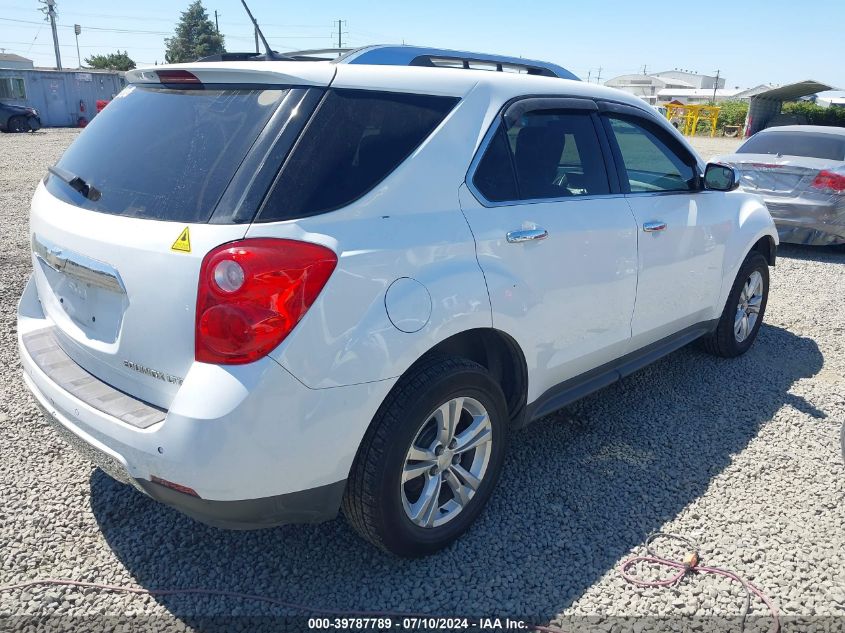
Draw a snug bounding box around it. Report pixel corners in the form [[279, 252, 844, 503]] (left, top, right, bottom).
[[336, 45, 579, 80], [193, 44, 579, 81]]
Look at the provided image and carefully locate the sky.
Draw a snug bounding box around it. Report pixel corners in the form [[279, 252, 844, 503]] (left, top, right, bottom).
[[1, 0, 842, 91]]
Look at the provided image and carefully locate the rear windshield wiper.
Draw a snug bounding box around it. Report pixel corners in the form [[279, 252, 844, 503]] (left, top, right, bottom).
[[48, 166, 102, 201]]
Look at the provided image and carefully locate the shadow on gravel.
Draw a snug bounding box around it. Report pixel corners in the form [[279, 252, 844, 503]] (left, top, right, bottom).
[[90, 324, 823, 629], [777, 242, 844, 265]]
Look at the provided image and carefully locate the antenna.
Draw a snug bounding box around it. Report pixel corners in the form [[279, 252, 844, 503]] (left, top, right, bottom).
[[239, 0, 285, 60]]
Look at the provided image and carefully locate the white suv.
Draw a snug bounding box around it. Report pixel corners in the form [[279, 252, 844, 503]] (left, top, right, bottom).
[[17, 46, 778, 557]]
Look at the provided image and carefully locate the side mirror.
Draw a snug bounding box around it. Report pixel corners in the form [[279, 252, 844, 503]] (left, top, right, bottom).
[[703, 162, 740, 192]]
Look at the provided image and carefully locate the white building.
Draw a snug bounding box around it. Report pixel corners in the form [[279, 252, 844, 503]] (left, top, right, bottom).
[[605, 67, 782, 105], [658, 88, 741, 104], [652, 69, 725, 90], [603, 73, 694, 105]]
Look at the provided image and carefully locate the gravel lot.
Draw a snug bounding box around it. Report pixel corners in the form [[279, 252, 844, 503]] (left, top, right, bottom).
[[1, 129, 843, 632]]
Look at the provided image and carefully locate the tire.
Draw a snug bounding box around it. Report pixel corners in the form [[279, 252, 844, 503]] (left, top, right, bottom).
[[342, 356, 509, 557], [8, 116, 27, 133], [699, 251, 769, 358]]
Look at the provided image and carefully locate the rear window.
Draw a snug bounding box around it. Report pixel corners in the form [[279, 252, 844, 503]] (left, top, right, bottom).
[[257, 89, 459, 222], [738, 131, 845, 161], [45, 85, 287, 222]]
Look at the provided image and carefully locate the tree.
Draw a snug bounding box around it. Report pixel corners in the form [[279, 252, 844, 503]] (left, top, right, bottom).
[[84, 50, 136, 71], [164, 1, 225, 64], [716, 100, 749, 129]]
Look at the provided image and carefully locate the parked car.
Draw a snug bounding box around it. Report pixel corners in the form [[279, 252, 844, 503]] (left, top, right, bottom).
[[17, 47, 778, 557], [715, 125, 845, 246], [0, 101, 41, 132]]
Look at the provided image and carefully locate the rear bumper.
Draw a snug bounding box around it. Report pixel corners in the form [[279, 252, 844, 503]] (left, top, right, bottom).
[[763, 198, 845, 246], [17, 275, 396, 528], [136, 478, 346, 529], [29, 391, 345, 528]]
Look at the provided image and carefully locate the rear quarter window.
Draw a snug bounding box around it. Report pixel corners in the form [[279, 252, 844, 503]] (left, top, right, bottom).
[[257, 89, 459, 222], [739, 131, 845, 161], [45, 85, 288, 223]]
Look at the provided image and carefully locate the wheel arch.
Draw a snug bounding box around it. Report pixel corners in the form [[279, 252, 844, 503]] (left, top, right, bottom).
[[751, 234, 777, 267], [714, 197, 778, 317], [405, 328, 529, 427]]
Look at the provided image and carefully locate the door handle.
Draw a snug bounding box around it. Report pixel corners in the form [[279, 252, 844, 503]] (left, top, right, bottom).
[[643, 221, 667, 232], [506, 228, 548, 243]]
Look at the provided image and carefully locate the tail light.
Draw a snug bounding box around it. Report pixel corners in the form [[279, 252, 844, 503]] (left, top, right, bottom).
[[811, 170, 845, 194], [156, 69, 201, 85], [196, 238, 337, 365]]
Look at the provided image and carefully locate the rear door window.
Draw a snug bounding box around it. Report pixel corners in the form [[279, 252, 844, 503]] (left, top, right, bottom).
[[738, 131, 845, 161], [45, 85, 289, 223], [257, 89, 459, 222]]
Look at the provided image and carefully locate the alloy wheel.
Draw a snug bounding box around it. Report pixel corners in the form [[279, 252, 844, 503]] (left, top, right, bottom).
[[734, 270, 764, 343], [400, 396, 493, 528]]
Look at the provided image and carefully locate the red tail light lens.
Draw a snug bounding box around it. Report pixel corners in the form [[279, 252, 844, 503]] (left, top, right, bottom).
[[196, 238, 337, 365], [811, 170, 845, 194]]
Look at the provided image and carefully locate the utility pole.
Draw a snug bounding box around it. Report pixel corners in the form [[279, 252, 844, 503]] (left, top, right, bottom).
[[712, 69, 720, 104], [254, 25, 259, 54], [214, 10, 219, 34], [39, 0, 62, 70], [335, 19, 347, 49], [595, 67, 602, 84], [586, 70, 591, 83]]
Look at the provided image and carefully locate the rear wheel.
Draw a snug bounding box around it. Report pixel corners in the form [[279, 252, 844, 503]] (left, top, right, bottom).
[[700, 251, 769, 358], [342, 356, 508, 557]]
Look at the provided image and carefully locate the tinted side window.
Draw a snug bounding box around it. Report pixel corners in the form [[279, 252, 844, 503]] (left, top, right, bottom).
[[607, 116, 696, 192], [506, 110, 610, 199], [472, 125, 518, 202], [259, 89, 458, 221]]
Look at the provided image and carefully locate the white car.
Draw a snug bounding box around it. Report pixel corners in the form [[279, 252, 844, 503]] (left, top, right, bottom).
[[17, 46, 778, 557]]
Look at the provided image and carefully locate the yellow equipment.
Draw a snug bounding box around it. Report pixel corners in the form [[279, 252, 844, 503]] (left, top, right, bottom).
[[663, 103, 721, 137]]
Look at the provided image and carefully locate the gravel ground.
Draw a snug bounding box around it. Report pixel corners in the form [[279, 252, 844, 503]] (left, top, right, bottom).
[[1, 129, 844, 632], [688, 135, 745, 161]]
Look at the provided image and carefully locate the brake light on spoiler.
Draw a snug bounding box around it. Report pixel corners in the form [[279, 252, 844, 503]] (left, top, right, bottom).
[[155, 69, 202, 84]]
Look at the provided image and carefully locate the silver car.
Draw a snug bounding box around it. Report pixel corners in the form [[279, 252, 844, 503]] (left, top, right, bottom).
[[715, 125, 845, 246]]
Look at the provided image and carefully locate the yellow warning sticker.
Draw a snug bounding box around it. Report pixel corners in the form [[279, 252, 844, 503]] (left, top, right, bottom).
[[171, 226, 191, 253]]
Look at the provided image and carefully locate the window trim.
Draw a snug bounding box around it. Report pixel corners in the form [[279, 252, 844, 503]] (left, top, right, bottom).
[[255, 88, 461, 223], [209, 87, 325, 224], [466, 96, 622, 207], [0, 76, 26, 100], [599, 107, 703, 196]]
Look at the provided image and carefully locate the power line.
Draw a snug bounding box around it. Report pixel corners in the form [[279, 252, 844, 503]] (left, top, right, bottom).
[[0, 5, 332, 29], [0, 16, 171, 35], [25, 22, 44, 55]]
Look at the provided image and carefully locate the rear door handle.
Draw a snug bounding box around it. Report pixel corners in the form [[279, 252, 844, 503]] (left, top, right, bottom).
[[643, 221, 667, 232], [506, 228, 549, 243]]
